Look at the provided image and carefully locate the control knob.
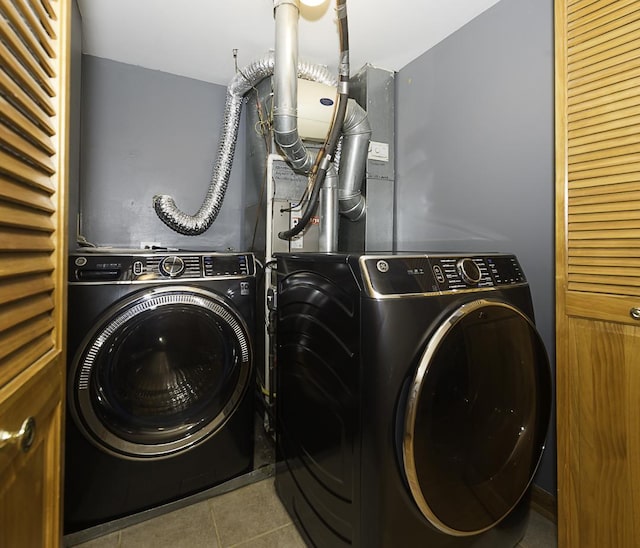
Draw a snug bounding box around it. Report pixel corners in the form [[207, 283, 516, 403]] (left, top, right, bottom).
[[159, 255, 185, 277], [457, 258, 482, 285]]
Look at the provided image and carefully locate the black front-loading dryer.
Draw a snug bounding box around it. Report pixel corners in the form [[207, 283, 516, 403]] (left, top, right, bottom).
[[275, 252, 552, 547], [64, 251, 256, 535]]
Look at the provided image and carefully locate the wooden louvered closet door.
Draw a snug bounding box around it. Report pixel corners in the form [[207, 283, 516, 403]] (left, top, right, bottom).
[[0, 0, 69, 546], [555, 0, 640, 546]]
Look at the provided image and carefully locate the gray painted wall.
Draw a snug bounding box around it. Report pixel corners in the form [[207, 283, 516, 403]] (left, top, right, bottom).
[[395, 0, 556, 493], [68, 0, 82, 252], [78, 56, 246, 251]]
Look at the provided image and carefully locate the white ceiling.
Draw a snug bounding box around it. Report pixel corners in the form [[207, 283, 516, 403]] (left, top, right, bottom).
[[76, 0, 502, 86]]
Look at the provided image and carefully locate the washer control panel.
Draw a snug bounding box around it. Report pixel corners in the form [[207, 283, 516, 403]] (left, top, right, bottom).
[[361, 254, 526, 297], [69, 252, 255, 283]]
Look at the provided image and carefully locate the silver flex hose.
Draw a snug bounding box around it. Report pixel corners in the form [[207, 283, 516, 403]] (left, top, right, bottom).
[[153, 52, 337, 236]]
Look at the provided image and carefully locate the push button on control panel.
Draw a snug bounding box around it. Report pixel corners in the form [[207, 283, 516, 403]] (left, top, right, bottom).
[[432, 265, 445, 284], [132, 260, 144, 276]]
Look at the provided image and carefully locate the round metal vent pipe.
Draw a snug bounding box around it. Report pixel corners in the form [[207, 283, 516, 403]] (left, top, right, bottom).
[[276, 0, 351, 241]]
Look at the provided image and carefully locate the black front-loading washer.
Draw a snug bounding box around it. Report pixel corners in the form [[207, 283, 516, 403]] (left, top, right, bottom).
[[64, 251, 256, 535], [275, 252, 552, 547]]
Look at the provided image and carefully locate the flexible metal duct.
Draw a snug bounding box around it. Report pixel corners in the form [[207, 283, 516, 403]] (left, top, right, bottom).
[[153, 53, 337, 236]]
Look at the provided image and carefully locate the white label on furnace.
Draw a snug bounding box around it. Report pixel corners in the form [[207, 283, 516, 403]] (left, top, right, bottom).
[[290, 208, 304, 250], [368, 141, 389, 162]]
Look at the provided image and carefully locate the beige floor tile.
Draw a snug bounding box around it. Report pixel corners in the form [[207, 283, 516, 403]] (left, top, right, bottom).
[[210, 478, 292, 547], [230, 524, 306, 548], [70, 530, 121, 548], [119, 499, 219, 548], [68, 478, 557, 548], [519, 511, 557, 548]]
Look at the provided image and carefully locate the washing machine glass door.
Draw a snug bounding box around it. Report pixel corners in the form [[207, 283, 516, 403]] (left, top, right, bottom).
[[402, 298, 551, 536], [69, 286, 252, 459]]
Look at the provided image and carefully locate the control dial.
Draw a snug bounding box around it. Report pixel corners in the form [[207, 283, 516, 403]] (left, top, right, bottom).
[[159, 255, 185, 277], [457, 258, 482, 285]]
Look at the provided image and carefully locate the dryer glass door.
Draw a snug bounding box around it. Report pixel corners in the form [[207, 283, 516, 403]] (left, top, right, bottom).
[[402, 299, 551, 536], [69, 286, 252, 459]]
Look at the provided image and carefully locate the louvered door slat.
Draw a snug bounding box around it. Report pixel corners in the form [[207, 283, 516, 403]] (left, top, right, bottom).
[[570, 195, 640, 210], [569, 211, 640, 226], [568, 24, 640, 68], [0, 149, 57, 191], [0, 293, 54, 333], [568, 42, 640, 83], [569, 115, 640, 143], [0, 72, 56, 135], [0, 13, 55, 95], [572, 179, 639, 194], [0, 273, 54, 307], [0, 125, 57, 175], [569, 142, 640, 165], [569, 255, 640, 266], [568, 0, 637, 33], [0, 97, 56, 154], [569, 127, 640, 155], [27, 0, 57, 39], [569, 159, 640, 179], [566, 281, 640, 296], [38, 0, 56, 21], [568, 64, 640, 101], [568, 82, 640, 117], [568, 94, 640, 124], [568, 5, 640, 55], [0, 254, 54, 278], [0, 0, 55, 77], [568, 237, 640, 248], [12, 0, 55, 58], [568, 104, 640, 132], [0, 228, 54, 252], [0, 315, 54, 362], [0, 48, 55, 115], [0, 202, 54, 231], [569, 227, 638, 239], [0, 177, 55, 212], [569, 247, 640, 257], [0, 333, 54, 386]]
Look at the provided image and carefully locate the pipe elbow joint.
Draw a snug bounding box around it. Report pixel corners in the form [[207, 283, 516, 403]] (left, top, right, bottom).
[[339, 193, 366, 221]]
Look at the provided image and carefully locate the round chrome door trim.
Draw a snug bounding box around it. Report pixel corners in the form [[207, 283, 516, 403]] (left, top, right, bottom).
[[402, 298, 547, 537], [70, 285, 252, 460]]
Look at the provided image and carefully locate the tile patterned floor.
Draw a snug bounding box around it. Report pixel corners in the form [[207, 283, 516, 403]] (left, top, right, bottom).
[[69, 478, 557, 548]]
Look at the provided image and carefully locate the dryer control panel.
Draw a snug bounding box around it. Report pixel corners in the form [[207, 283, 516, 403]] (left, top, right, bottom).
[[360, 253, 526, 297], [69, 252, 256, 283]]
